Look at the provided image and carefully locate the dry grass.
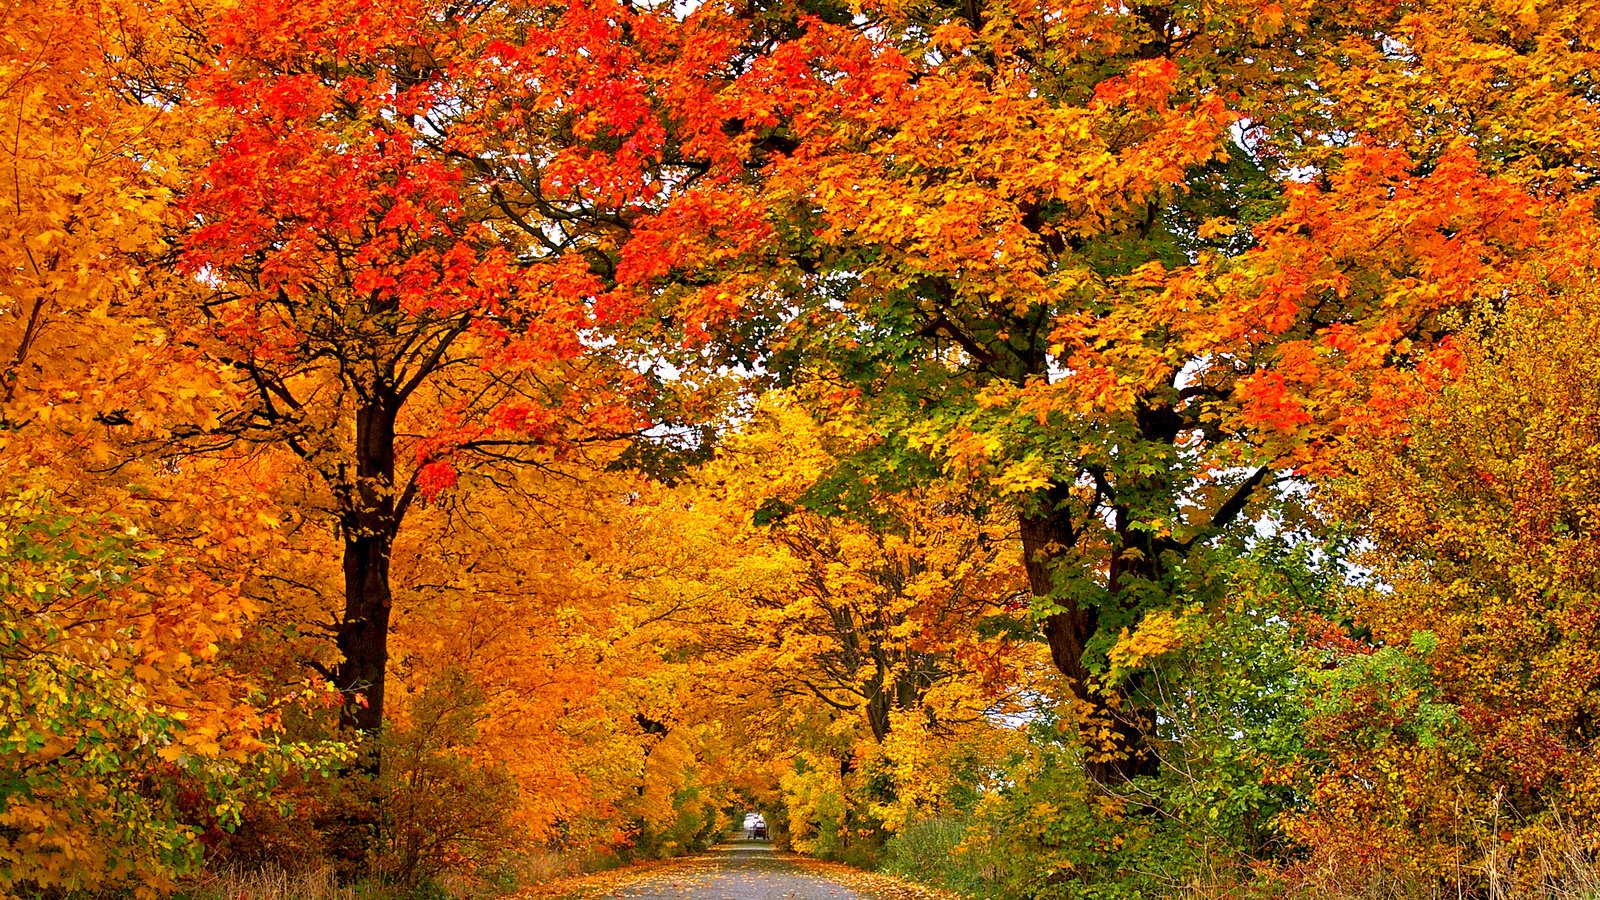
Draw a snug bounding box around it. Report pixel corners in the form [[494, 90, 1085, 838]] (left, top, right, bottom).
[[1264, 820, 1600, 900], [183, 863, 357, 900], [181, 847, 597, 899], [1483, 828, 1600, 900], [498, 848, 591, 886]]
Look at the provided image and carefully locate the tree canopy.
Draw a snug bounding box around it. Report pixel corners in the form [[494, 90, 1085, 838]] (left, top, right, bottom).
[[4, 0, 1600, 896]]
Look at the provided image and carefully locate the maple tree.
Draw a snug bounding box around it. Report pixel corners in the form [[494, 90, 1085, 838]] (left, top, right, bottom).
[[388, 456, 741, 860], [735, 405, 1034, 756], [175, 444, 755, 884], [168, 0, 761, 735], [621, 0, 1600, 783], [601, 395, 1047, 860]]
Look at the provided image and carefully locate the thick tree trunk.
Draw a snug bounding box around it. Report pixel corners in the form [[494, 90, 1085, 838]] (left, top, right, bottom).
[[336, 529, 395, 732], [333, 399, 400, 734], [1020, 491, 1159, 785], [320, 400, 403, 874]]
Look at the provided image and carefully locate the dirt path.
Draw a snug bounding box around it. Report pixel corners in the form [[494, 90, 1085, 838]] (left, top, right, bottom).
[[516, 840, 954, 900]]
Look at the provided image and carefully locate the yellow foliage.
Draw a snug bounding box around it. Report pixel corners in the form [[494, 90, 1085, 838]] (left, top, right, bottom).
[[1105, 607, 1197, 678], [1306, 279, 1600, 887]]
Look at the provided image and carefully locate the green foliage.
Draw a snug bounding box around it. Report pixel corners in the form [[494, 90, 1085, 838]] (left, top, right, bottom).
[[883, 815, 974, 890], [1306, 638, 1468, 755], [896, 538, 1341, 900], [0, 486, 350, 896], [747, 539, 1338, 900], [778, 749, 891, 866], [625, 783, 726, 861]]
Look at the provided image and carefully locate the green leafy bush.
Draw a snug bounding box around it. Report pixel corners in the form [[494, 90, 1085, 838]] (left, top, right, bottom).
[[884, 815, 974, 889], [920, 540, 1337, 900]]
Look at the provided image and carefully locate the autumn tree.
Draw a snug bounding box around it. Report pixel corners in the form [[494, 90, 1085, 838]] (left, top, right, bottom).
[[706, 398, 1031, 747], [0, 2, 358, 892], [759, 493, 1021, 744], [599, 395, 1044, 858], [389, 455, 741, 862], [171, 0, 760, 733], [633, 0, 1598, 783], [0, 0, 199, 426], [0, 475, 351, 895]]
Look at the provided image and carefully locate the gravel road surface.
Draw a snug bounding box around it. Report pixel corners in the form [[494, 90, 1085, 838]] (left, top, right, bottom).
[[595, 841, 867, 900]]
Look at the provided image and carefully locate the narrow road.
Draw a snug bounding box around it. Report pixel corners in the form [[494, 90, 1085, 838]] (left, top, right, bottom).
[[596, 841, 867, 900]]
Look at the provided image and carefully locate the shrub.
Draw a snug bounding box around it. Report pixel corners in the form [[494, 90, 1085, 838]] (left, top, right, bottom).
[[373, 669, 519, 888], [884, 815, 974, 889]]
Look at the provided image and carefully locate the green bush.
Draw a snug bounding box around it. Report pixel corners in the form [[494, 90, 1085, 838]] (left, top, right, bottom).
[[884, 815, 975, 889], [912, 540, 1338, 900]]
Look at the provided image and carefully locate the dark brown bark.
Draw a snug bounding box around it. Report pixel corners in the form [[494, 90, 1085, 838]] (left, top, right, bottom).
[[336, 529, 395, 732], [333, 399, 400, 734], [1020, 488, 1160, 785]]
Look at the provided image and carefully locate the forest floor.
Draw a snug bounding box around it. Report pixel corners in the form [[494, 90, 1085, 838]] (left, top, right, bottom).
[[511, 840, 959, 900]]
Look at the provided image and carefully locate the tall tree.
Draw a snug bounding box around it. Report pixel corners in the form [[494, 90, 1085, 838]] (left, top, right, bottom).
[[715, 398, 1029, 746], [638, 0, 1595, 782], [172, 0, 748, 732]]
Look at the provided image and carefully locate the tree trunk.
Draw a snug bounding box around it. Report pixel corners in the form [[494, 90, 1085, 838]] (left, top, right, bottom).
[[1020, 489, 1159, 785], [336, 528, 394, 732], [866, 682, 891, 743], [333, 399, 400, 734]]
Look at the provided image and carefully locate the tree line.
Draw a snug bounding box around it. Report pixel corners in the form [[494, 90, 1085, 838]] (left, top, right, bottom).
[[3, 0, 1600, 896]]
